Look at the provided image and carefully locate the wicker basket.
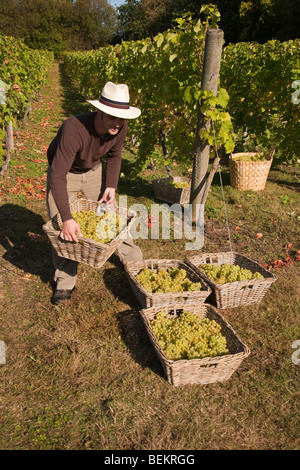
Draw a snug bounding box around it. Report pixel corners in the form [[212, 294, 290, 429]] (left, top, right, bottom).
[[186, 252, 277, 309], [229, 152, 273, 191], [140, 303, 250, 386], [43, 198, 137, 269], [152, 176, 191, 204], [124, 259, 211, 308]]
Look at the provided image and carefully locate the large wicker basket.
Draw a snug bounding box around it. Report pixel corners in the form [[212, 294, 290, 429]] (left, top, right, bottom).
[[186, 252, 277, 309], [140, 303, 250, 386], [229, 152, 273, 191], [152, 176, 191, 204], [124, 259, 211, 308], [43, 198, 137, 268]]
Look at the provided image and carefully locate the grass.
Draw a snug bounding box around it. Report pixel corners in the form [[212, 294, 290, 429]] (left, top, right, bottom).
[[0, 62, 299, 451]]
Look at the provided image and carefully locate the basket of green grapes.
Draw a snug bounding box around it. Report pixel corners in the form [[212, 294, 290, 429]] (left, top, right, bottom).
[[229, 151, 273, 191], [186, 252, 277, 309], [140, 303, 250, 386], [43, 198, 137, 268], [152, 176, 191, 204], [124, 259, 211, 308]]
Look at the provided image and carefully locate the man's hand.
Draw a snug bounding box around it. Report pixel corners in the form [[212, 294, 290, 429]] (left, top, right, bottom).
[[60, 218, 83, 243], [99, 187, 116, 205]]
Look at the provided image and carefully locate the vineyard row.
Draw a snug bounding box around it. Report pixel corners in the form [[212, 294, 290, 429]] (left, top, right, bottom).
[[63, 10, 299, 167], [0, 35, 54, 173]]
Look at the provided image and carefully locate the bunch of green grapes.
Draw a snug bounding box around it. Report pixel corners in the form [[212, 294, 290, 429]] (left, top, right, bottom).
[[136, 267, 202, 293], [151, 310, 229, 361], [198, 263, 263, 284], [71, 210, 127, 244], [166, 180, 190, 189], [235, 153, 265, 162]]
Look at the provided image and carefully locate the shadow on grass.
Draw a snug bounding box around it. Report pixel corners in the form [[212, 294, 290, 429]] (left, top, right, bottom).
[[117, 157, 157, 201], [0, 203, 53, 284], [117, 308, 165, 380], [102, 259, 165, 379], [102, 258, 139, 309], [267, 167, 300, 191], [209, 167, 231, 188]]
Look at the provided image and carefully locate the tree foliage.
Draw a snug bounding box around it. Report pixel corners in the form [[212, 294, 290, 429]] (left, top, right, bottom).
[[0, 0, 118, 55], [116, 0, 300, 44]]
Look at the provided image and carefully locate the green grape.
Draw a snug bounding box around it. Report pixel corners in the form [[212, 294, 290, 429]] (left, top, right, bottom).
[[198, 263, 263, 284], [166, 180, 190, 189], [234, 153, 265, 162], [71, 210, 127, 244], [136, 267, 203, 293], [150, 310, 229, 361]]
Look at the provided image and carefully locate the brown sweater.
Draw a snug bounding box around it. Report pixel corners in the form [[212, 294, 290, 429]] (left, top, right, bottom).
[[47, 112, 127, 221]]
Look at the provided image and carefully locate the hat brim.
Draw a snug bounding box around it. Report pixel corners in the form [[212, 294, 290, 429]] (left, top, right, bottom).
[[87, 99, 141, 119]]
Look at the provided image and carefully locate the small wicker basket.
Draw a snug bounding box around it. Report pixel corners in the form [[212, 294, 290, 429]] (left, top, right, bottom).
[[140, 303, 250, 386], [152, 176, 190, 204], [186, 252, 277, 309], [124, 259, 211, 308], [43, 198, 137, 269], [229, 152, 273, 191]]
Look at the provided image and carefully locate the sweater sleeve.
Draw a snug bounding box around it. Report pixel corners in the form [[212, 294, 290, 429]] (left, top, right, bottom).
[[105, 121, 127, 188], [49, 118, 82, 221]]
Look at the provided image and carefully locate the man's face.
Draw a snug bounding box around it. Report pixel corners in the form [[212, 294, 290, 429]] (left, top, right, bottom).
[[100, 111, 125, 135]]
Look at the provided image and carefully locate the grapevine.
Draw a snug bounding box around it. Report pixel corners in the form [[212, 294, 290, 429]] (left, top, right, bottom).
[[151, 310, 229, 361], [0, 34, 54, 161], [63, 20, 300, 165], [63, 7, 235, 171], [198, 263, 263, 284], [136, 267, 203, 293], [221, 39, 300, 162]]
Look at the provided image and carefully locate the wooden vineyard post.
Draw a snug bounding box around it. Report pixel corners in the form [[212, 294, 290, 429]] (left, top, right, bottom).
[[190, 28, 224, 223], [0, 120, 14, 177]]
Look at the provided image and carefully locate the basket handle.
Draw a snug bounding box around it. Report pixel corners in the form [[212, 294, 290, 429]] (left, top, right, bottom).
[[265, 146, 275, 161]]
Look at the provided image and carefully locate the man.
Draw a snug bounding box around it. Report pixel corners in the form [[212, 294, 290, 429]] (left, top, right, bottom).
[[47, 81, 143, 305]]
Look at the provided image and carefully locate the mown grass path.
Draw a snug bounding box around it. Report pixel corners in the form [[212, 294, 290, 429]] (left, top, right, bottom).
[[0, 62, 299, 451]]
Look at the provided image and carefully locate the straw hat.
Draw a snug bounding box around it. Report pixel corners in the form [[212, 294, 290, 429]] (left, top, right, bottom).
[[87, 81, 141, 119]]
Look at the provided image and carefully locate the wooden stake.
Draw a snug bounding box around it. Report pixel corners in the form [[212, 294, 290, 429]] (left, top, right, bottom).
[[190, 29, 224, 223]]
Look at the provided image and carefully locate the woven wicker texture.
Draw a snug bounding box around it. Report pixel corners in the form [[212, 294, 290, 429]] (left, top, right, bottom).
[[43, 198, 137, 268], [124, 259, 211, 308], [229, 153, 273, 191], [152, 177, 191, 204], [140, 303, 250, 386], [186, 252, 277, 309]]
